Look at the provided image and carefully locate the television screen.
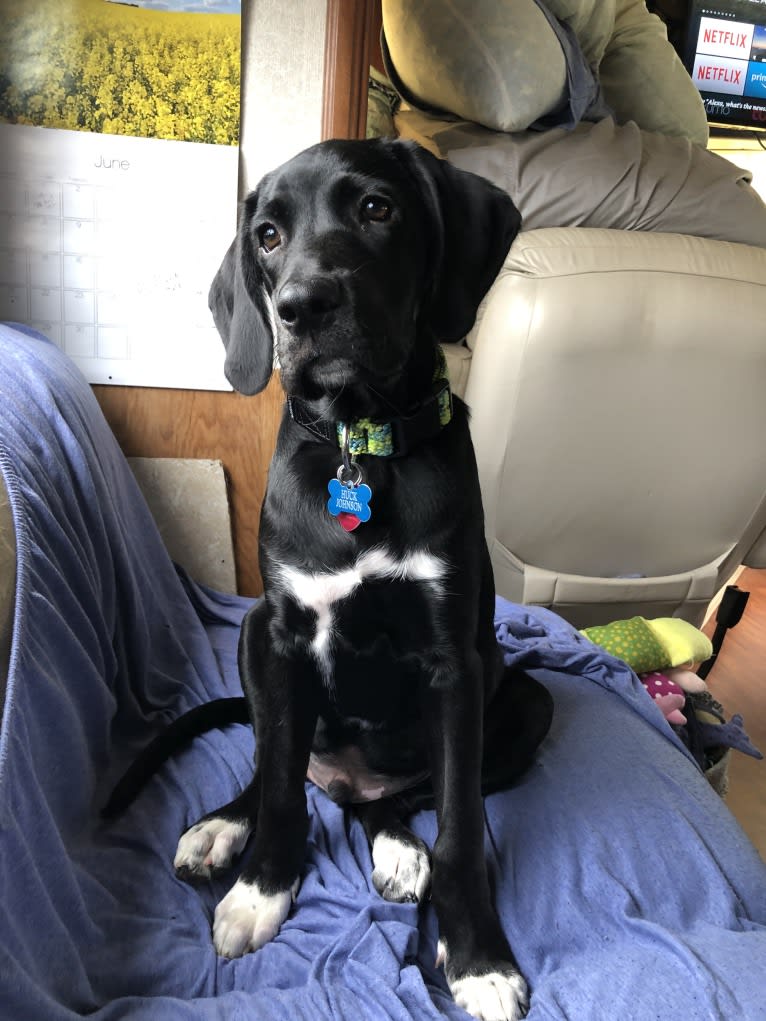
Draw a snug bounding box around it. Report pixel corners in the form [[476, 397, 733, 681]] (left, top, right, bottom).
[[681, 0, 766, 131]]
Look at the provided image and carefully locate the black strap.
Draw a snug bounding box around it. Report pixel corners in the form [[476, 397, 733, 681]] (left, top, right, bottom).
[[286, 396, 337, 446]]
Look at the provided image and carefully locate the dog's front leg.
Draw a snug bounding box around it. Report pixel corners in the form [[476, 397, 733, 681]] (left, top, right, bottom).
[[212, 603, 319, 959], [425, 654, 529, 1021]]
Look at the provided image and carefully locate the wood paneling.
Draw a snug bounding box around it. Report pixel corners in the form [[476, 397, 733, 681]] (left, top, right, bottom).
[[93, 378, 283, 597], [322, 0, 381, 140], [705, 568, 766, 859]]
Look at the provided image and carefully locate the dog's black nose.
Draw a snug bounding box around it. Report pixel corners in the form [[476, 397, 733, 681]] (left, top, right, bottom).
[[277, 277, 342, 331]]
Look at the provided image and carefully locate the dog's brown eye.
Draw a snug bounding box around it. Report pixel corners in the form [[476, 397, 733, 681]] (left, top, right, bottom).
[[259, 224, 282, 252], [360, 196, 391, 223]]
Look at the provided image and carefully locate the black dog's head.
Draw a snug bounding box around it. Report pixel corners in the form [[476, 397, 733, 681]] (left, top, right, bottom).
[[209, 139, 521, 403]]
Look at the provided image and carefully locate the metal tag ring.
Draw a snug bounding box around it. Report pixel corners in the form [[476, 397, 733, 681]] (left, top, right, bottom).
[[336, 461, 363, 488]]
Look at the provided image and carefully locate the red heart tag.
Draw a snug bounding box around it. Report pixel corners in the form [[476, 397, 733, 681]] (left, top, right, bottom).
[[338, 512, 361, 531]]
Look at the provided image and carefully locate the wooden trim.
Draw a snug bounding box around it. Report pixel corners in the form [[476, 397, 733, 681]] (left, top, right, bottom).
[[322, 0, 381, 140], [93, 379, 283, 598]]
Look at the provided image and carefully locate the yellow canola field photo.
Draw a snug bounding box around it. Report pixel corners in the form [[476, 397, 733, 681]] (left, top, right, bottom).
[[0, 0, 240, 145]]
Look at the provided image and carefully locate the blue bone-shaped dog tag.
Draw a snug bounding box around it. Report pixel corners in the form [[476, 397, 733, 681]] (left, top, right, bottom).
[[327, 478, 372, 531]]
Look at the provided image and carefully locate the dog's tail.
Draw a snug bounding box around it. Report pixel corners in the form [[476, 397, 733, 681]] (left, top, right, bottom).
[[101, 697, 250, 819]]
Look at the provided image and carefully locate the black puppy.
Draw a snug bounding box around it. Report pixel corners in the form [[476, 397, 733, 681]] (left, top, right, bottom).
[[110, 139, 553, 1021]]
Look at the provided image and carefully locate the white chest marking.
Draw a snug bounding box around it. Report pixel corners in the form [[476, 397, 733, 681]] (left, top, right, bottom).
[[277, 547, 447, 683]]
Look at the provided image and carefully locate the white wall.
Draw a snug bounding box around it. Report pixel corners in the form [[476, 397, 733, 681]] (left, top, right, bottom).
[[239, 0, 327, 196]]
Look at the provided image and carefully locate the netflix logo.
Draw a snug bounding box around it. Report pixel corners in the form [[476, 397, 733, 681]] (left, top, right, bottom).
[[697, 16, 754, 59], [702, 26, 748, 53], [693, 54, 747, 95]]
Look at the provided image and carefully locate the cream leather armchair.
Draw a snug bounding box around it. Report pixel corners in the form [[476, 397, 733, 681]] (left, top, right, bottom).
[[442, 226, 766, 629]]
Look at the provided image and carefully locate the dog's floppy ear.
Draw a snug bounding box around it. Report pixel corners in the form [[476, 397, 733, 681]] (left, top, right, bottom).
[[398, 142, 521, 343], [208, 198, 274, 396]]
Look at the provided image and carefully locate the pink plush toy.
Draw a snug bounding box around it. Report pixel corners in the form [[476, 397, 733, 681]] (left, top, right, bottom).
[[640, 672, 687, 725]]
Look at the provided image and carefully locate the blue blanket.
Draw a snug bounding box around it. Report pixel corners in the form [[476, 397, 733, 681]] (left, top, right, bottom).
[[1, 323, 765, 1021]]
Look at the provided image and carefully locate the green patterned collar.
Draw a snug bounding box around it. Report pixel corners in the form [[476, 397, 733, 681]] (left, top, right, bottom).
[[287, 349, 453, 458]]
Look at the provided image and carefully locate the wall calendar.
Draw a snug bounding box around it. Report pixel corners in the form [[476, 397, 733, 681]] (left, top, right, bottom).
[[0, 0, 242, 390]]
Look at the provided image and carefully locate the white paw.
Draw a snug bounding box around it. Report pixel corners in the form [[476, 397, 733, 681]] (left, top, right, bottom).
[[174, 817, 251, 879], [371, 831, 431, 903], [213, 877, 298, 958], [449, 969, 529, 1021]]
